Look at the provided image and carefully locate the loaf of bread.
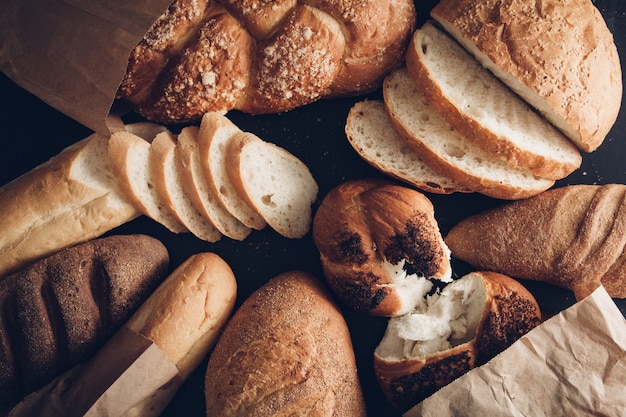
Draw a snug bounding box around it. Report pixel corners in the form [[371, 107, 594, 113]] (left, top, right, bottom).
[[374, 271, 541, 412], [204, 270, 367, 417], [445, 184, 626, 300], [312, 179, 452, 317], [0, 234, 170, 407], [116, 0, 417, 123], [431, 0, 622, 153]]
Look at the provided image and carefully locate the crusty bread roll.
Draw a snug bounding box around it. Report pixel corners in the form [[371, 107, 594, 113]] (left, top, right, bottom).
[[431, 0, 622, 153], [0, 234, 170, 407], [374, 271, 541, 412], [0, 133, 139, 277], [116, 0, 417, 123], [312, 179, 452, 317], [126, 252, 237, 380], [445, 184, 626, 300], [204, 270, 367, 417]]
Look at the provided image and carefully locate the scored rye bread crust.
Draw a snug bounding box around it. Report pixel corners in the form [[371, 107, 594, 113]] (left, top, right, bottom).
[[345, 100, 471, 195], [431, 0, 622, 153], [383, 68, 555, 200], [205, 271, 367, 417], [0, 234, 170, 407], [225, 131, 319, 239], [405, 22, 581, 180], [374, 271, 541, 412], [150, 131, 222, 243], [175, 126, 251, 241], [312, 179, 451, 317], [117, 0, 416, 122], [445, 184, 626, 300]]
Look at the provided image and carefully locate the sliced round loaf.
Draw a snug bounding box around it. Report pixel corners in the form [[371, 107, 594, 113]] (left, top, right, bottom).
[[175, 126, 251, 241], [345, 100, 470, 195], [225, 131, 319, 239], [150, 131, 222, 243], [405, 22, 581, 179], [197, 112, 266, 230], [431, 0, 622, 153], [383, 68, 555, 200]]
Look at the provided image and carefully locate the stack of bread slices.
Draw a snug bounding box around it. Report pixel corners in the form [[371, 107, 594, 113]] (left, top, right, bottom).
[[110, 113, 318, 241], [346, 0, 622, 200]]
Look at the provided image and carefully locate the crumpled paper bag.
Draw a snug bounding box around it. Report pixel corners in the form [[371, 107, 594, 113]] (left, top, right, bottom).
[[405, 285, 626, 416]]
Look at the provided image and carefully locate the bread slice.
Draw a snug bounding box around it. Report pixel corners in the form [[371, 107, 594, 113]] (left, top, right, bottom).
[[383, 68, 555, 200], [431, 0, 622, 153], [150, 130, 222, 242], [405, 22, 581, 180], [225, 131, 319, 239], [345, 100, 470, 195], [197, 112, 266, 230], [108, 131, 188, 233], [175, 126, 251, 241], [124, 121, 170, 141]]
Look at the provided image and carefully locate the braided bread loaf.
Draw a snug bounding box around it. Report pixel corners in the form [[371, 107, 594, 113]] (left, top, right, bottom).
[[116, 0, 417, 123]]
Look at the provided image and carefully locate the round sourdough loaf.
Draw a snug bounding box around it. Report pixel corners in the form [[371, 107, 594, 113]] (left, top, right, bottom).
[[204, 270, 366, 417], [116, 0, 417, 123], [312, 179, 452, 317], [431, 0, 622, 153], [374, 271, 542, 412]]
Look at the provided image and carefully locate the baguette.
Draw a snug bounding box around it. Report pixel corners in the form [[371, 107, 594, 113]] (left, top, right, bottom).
[[312, 179, 451, 316], [0, 234, 170, 407], [205, 270, 366, 417], [431, 0, 622, 153], [445, 184, 626, 300]]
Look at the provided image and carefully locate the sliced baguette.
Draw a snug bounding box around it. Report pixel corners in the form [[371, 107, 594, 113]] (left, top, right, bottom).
[[197, 112, 266, 230], [225, 131, 319, 239], [345, 100, 470, 195], [175, 126, 251, 241], [383, 68, 555, 200], [405, 22, 581, 180], [150, 131, 222, 242], [108, 131, 188, 233]]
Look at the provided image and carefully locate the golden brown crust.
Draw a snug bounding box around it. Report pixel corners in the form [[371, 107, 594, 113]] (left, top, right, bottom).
[[118, 0, 416, 122], [312, 179, 451, 316], [445, 184, 626, 300], [204, 270, 366, 417], [431, 0, 622, 152]]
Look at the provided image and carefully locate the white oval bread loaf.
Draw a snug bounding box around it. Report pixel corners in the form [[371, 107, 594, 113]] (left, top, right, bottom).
[[116, 0, 417, 123], [431, 0, 622, 153], [345, 100, 470, 195], [405, 22, 582, 179], [374, 271, 541, 412], [313, 179, 451, 317], [204, 270, 367, 417], [383, 68, 555, 200], [225, 131, 319, 239]]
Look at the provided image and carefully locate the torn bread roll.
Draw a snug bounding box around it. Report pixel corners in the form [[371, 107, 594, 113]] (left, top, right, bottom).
[[445, 184, 626, 300], [204, 270, 366, 417], [312, 179, 451, 317], [0, 234, 170, 408], [374, 271, 541, 412]]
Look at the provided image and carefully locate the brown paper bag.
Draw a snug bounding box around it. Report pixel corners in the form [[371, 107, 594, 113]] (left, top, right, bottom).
[[7, 327, 182, 417], [405, 285, 626, 416], [0, 0, 173, 135]]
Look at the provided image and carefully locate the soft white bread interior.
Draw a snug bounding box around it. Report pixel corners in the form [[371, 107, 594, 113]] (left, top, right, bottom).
[[383, 68, 555, 200], [345, 100, 470, 195], [313, 179, 451, 317], [225, 131, 319, 239], [405, 22, 582, 179], [0, 133, 139, 277], [126, 252, 237, 380], [431, 0, 622, 153], [374, 271, 542, 412]]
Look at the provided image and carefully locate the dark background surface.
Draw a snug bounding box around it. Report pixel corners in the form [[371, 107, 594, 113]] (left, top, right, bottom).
[[1, 0, 625, 416]]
